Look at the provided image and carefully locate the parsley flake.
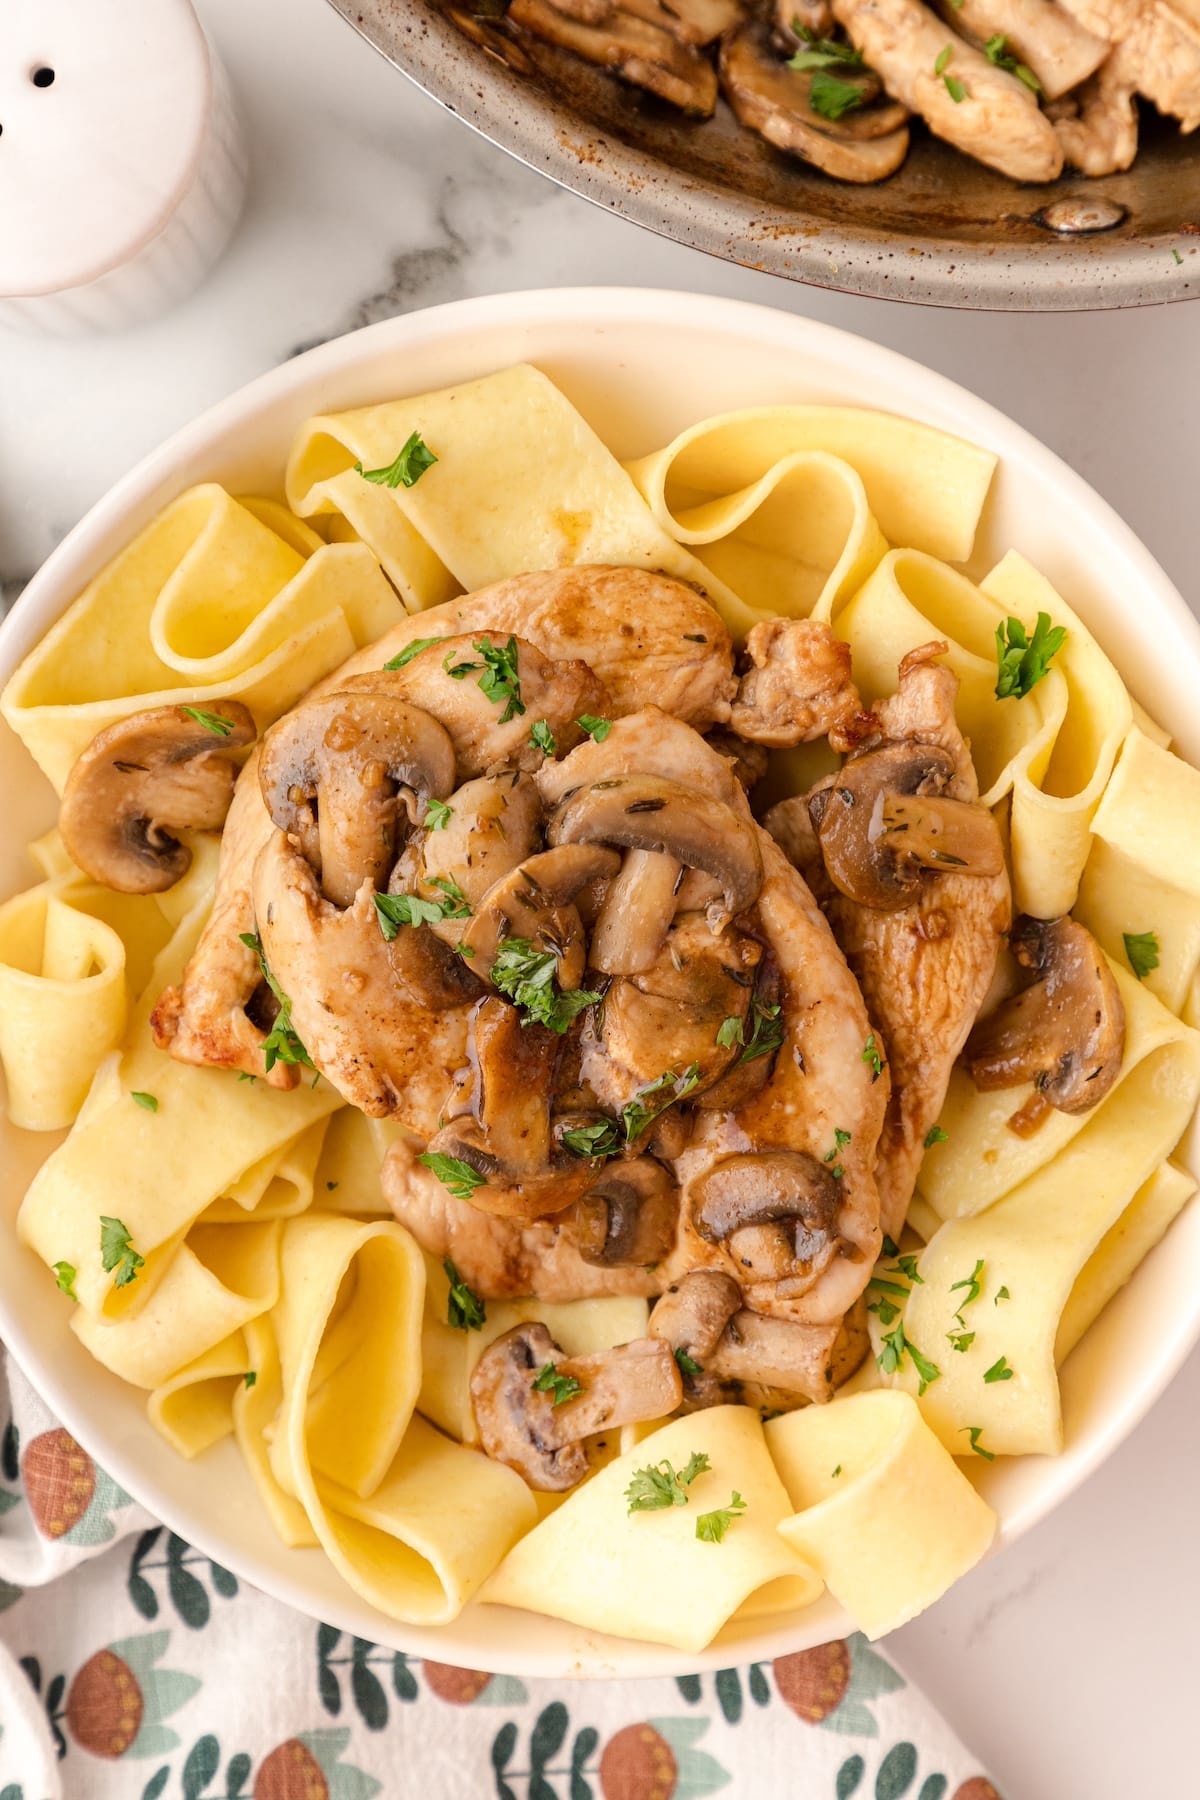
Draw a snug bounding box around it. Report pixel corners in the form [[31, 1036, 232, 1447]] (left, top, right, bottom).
[[621, 1063, 701, 1143], [181, 705, 235, 737], [491, 938, 601, 1034], [924, 1125, 949, 1148], [238, 932, 315, 1073], [577, 714, 613, 742], [444, 1258, 486, 1331], [787, 31, 863, 71], [878, 1321, 940, 1395], [419, 1152, 486, 1201], [244, 1371, 257, 1389], [995, 612, 1067, 700], [533, 1362, 584, 1407], [675, 1348, 703, 1377], [863, 1033, 884, 1081], [373, 882, 470, 940], [944, 73, 968, 101], [983, 33, 1040, 90], [950, 1259, 985, 1309], [423, 797, 453, 832], [354, 431, 437, 488], [934, 43, 952, 74], [529, 719, 556, 756], [961, 1425, 995, 1461], [444, 636, 525, 722], [984, 1355, 1014, 1383], [131, 1091, 158, 1113], [832, 1464, 843, 1477], [716, 1015, 745, 1049], [740, 996, 784, 1065], [1123, 930, 1159, 981], [947, 1328, 976, 1354], [625, 1452, 710, 1512], [99, 1216, 144, 1289], [995, 1286, 1011, 1305], [696, 1492, 746, 1544], [384, 635, 442, 671], [809, 69, 866, 120], [892, 1253, 924, 1284], [561, 1118, 621, 1159], [53, 1261, 78, 1301]]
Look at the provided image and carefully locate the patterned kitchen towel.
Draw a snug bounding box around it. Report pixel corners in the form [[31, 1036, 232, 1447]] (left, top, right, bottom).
[[0, 1352, 1002, 1800]]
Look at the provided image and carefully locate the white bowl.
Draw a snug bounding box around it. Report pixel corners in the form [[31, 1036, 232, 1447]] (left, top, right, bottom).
[[3, 289, 1199, 1676]]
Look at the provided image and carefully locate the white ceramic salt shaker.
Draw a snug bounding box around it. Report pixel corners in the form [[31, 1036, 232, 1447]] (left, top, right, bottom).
[[0, 0, 248, 335]]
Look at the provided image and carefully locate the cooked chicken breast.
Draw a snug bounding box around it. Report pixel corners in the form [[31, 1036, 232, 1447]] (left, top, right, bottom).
[[1055, 0, 1200, 130], [767, 644, 1011, 1243], [731, 617, 876, 752], [932, 0, 1108, 100], [833, 0, 1064, 180], [1050, 41, 1139, 173], [154, 568, 735, 1084]]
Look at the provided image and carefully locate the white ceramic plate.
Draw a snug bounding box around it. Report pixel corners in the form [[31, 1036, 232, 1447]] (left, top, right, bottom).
[[3, 289, 1198, 1677]]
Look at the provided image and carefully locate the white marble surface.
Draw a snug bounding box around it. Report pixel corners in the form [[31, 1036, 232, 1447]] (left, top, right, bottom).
[[1, 0, 1197, 1792]]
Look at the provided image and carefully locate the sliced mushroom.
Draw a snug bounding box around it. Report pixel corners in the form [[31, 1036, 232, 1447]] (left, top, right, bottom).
[[720, 19, 911, 184], [964, 913, 1126, 1120], [59, 701, 256, 894], [590, 848, 683, 976], [259, 691, 455, 908], [692, 1150, 843, 1288], [418, 771, 544, 922], [548, 774, 763, 931], [708, 1309, 841, 1405], [508, 0, 719, 114], [649, 1270, 742, 1359], [811, 741, 1002, 912], [459, 843, 620, 985], [470, 1322, 682, 1490], [575, 1157, 680, 1266], [592, 914, 761, 1102], [424, 997, 593, 1218]]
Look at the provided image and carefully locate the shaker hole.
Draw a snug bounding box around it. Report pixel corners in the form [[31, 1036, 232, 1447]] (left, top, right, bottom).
[[31, 67, 56, 89]]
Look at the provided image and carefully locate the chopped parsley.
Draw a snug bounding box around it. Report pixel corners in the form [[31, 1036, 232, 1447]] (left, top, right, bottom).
[[181, 705, 235, 737], [995, 1286, 1011, 1305], [384, 635, 442, 671], [947, 1328, 976, 1354], [862, 1034, 884, 1082], [577, 714, 613, 742], [419, 1152, 486, 1201], [243, 1371, 257, 1389], [326, 1181, 339, 1192], [924, 1125, 949, 1148], [983, 33, 1040, 91], [373, 880, 470, 939], [877, 1321, 940, 1395], [994, 612, 1067, 700], [560, 1118, 622, 1159], [1123, 930, 1160, 981], [950, 1259, 985, 1309], [832, 1464, 843, 1478], [934, 43, 952, 74], [529, 719, 556, 756], [696, 1492, 746, 1543], [891, 1253, 924, 1284], [983, 1355, 1014, 1383], [53, 1261, 78, 1301], [354, 430, 437, 488], [881, 1235, 900, 1258], [739, 996, 784, 1065], [444, 636, 524, 722], [99, 1216, 144, 1289], [424, 797, 453, 832], [625, 1451, 710, 1513], [716, 1015, 745, 1050], [961, 1425, 995, 1461], [788, 30, 862, 71], [533, 1362, 584, 1407], [944, 74, 968, 102], [675, 1348, 703, 1377], [621, 1063, 701, 1143], [444, 1258, 486, 1331], [490, 938, 601, 1034], [131, 1091, 158, 1113], [238, 932, 315, 1074], [809, 69, 866, 120], [824, 1125, 852, 1180]]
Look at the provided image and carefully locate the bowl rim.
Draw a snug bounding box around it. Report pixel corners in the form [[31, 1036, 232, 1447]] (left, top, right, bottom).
[[327, 0, 1200, 313], [4, 285, 1200, 1676]]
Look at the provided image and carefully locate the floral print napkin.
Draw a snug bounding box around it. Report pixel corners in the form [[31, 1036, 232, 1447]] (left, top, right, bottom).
[[0, 1353, 1002, 1800]]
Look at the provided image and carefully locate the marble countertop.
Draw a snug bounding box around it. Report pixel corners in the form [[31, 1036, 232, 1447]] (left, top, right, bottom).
[[1, 1, 1195, 1792]]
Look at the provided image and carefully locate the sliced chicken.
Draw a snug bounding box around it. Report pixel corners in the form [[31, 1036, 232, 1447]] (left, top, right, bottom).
[[1054, 0, 1200, 130], [767, 643, 1011, 1243], [832, 0, 1064, 180], [932, 0, 1108, 100], [154, 569, 735, 1084], [1049, 40, 1139, 172], [508, 0, 720, 114], [731, 618, 876, 752]]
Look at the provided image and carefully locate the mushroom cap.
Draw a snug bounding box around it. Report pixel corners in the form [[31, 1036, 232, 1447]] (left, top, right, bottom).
[[812, 740, 966, 911], [575, 1156, 680, 1266], [459, 842, 621, 985], [259, 689, 456, 909], [965, 913, 1126, 1116], [691, 1149, 843, 1286], [59, 701, 256, 894], [548, 773, 763, 930], [707, 1308, 842, 1404], [720, 19, 911, 184]]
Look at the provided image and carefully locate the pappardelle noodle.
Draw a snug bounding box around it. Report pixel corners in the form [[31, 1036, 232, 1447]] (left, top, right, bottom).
[[4, 363, 1199, 1651]]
